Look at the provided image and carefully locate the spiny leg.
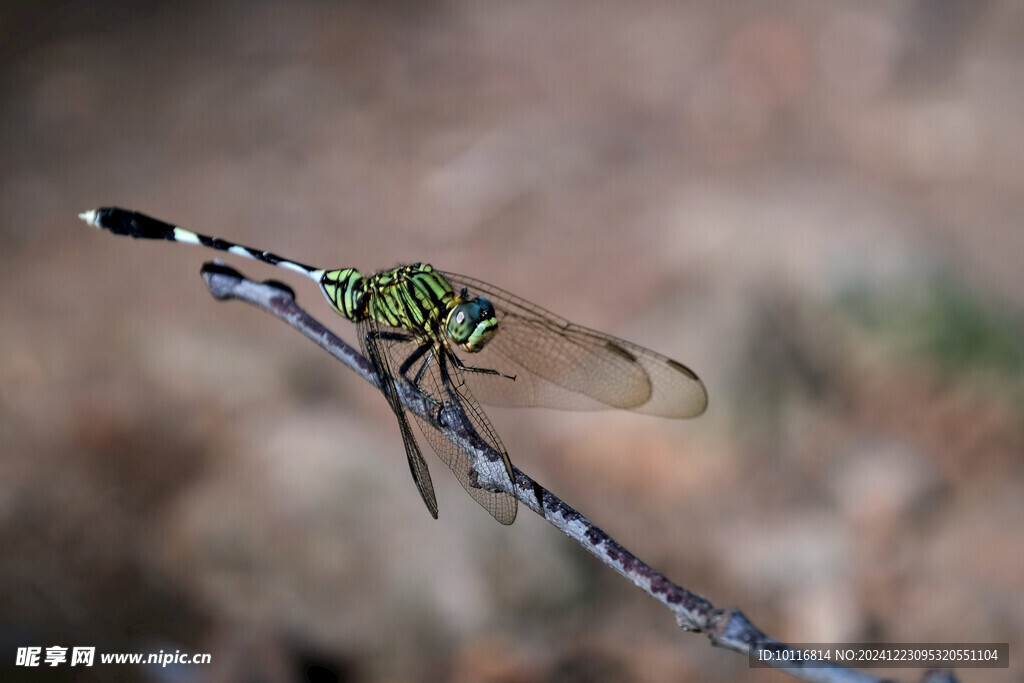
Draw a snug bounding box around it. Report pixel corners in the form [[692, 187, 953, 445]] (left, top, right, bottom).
[[374, 330, 434, 387], [373, 328, 514, 383], [448, 352, 516, 382], [409, 347, 435, 387]]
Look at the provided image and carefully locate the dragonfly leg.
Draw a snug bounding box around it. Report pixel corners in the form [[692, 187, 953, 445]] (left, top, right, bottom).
[[375, 330, 416, 343], [407, 345, 435, 387], [449, 352, 516, 382], [396, 340, 428, 375], [372, 330, 432, 385], [368, 331, 445, 396]]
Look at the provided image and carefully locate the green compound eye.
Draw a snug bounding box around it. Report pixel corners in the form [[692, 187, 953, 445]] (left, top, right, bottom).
[[447, 296, 498, 352]]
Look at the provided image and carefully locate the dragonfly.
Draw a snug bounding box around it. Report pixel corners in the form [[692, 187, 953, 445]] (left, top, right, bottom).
[[80, 207, 708, 525]]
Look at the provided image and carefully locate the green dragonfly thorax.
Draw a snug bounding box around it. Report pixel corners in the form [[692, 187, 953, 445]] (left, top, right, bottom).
[[320, 263, 498, 352]]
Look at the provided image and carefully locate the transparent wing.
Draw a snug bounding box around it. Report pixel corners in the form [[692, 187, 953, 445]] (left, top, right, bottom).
[[372, 320, 517, 526], [439, 272, 708, 418], [357, 319, 438, 519]]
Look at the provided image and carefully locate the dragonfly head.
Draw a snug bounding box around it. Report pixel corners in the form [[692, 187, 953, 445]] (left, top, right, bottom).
[[446, 293, 498, 352]]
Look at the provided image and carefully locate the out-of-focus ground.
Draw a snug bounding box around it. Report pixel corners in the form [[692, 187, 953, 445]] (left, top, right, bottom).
[[2, 1, 1022, 681]]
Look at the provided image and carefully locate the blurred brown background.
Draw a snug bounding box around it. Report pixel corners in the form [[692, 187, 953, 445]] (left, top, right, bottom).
[[2, 1, 1022, 681]]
